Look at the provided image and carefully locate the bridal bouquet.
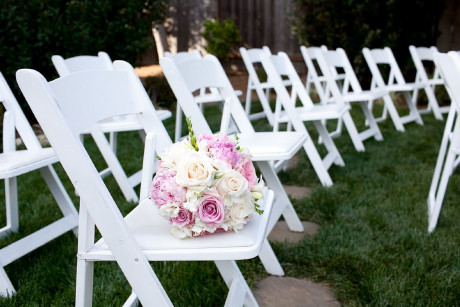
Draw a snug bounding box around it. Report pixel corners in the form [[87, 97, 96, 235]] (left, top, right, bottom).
[[149, 119, 264, 239]]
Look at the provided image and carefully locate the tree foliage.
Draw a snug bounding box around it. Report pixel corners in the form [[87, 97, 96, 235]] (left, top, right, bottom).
[[0, 0, 168, 114], [290, 0, 445, 80]]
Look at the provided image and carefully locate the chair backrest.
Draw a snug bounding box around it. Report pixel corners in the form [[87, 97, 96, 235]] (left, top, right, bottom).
[[259, 52, 313, 134], [160, 55, 255, 135], [239, 47, 272, 86], [164, 50, 201, 64], [0, 72, 41, 151], [16, 63, 172, 303], [409, 45, 442, 84], [300, 45, 330, 100], [267, 52, 316, 109], [315, 48, 363, 98], [362, 47, 407, 89], [51, 52, 113, 77], [434, 52, 460, 113]]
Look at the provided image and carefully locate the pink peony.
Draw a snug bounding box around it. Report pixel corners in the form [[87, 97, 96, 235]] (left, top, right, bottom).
[[196, 193, 225, 227], [238, 157, 258, 189], [170, 207, 194, 227], [201, 134, 242, 168], [150, 167, 186, 208]]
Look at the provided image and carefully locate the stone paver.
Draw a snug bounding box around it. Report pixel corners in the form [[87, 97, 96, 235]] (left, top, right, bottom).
[[253, 276, 340, 307], [268, 221, 319, 244]]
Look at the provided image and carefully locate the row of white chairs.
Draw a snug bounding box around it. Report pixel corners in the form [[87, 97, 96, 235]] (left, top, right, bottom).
[[0, 44, 455, 304], [0, 50, 318, 304], [240, 45, 459, 234]]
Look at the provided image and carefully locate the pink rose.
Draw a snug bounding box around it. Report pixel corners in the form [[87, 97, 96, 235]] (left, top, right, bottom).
[[237, 157, 258, 189], [196, 193, 225, 227], [170, 207, 194, 227], [150, 167, 186, 208]]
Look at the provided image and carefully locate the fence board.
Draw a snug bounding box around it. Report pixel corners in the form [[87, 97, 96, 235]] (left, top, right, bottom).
[[154, 0, 300, 62]]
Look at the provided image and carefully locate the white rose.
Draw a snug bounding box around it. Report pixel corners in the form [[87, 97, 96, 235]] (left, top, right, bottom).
[[175, 151, 214, 191], [226, 191, 254, 230], [216, 170, 248, 198], [160, 140, 194, 170]]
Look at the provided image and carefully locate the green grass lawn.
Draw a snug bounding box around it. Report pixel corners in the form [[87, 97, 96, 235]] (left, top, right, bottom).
[[0, 102, 459, 306]]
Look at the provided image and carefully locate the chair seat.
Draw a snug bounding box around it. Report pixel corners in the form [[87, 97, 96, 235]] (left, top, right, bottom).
[[84, 189, 274, 261], [82, 110, 172, 134], [386, 82, 425, 92], [343, 89, 388, 102], [237, 131, 308, 161], [195, 91, 243, 104], [0, 148, 58, 178], [276, 103, 351, 123]]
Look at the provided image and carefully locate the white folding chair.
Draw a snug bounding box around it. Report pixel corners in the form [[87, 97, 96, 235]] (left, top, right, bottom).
[[258, 51, 349, 184], [0, 72, 78, 296], [52, 52, 172, 202], [240, 46, 293, 125], [164, 50, 242, 141], [17, 62, 275, 306], [315, 48, 384, 142], [161, 54, 309, 276], [427, 51, 460, 232], [362, 47, 424, 131], [301, 45, 347, 140], [409, 45, 449, 120]]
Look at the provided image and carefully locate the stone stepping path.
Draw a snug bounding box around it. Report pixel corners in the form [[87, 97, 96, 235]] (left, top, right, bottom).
[[253, 276, 340, 307], [254, 184, 340, 306]]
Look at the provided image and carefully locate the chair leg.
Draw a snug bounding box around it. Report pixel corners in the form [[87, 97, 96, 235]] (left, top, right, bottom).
[[256, 161, 304, 233], [428, 107, 457, 211], [382, 95, 405, 132], [428, 149, 457, 233], [302, 138, 333, 187], [75, 259, 94, 307], [4, 177, 18, 234], [313, 121, 345, 167], [424, 85, 444, 120], [358, 101, 383, 141], [90, 127, 139, 202], [175, 103, 183, 142], [341, 112, 367, 151], [258, 239, 284, 276], [0, 266, 15, 297], [214, 260, 258, 307], [402, 92, 424, 125], [39, 166, 79, 236], [109, 132, 118, 153]]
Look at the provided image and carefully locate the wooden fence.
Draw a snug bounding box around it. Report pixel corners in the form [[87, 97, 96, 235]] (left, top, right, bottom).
[[139, 0, 301, 65]]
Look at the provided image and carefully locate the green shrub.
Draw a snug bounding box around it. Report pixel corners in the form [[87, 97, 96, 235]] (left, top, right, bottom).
[[290, 0, 445, 83], [0, 0, 168, 116], [203, 18, 241, 61]]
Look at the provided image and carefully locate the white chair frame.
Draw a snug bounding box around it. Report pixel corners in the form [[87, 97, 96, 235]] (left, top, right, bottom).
[[301, 45, 347, 140], [0, 72, 78, 296], [428, 51, 460, 232], [164, 50, 241, 141], [240, 46, 293, 125], [161, 54, 309, 276], [17, 62, 275, 306], [409, 45, 449, 120], [52, 52, 172, 202], [362, 47, 424, 131], [314, 48, 384, 142]]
